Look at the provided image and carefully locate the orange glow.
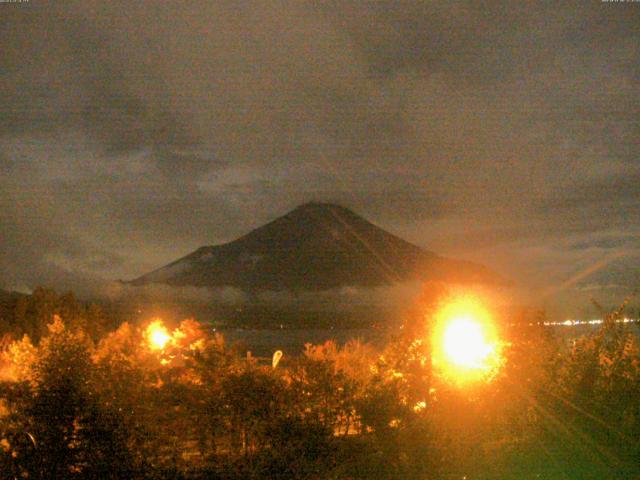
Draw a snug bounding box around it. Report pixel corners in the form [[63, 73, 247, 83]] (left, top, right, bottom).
[[431, 295, 502, 384], [442, 317, 494, 369], [146, 319, 171, 350]]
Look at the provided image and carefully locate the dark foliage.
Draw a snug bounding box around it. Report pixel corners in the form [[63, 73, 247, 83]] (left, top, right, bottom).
[[1, 287, 639, 479]]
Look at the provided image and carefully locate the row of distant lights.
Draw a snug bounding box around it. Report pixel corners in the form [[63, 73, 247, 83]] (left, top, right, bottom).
[[547, 317, 638, 326], [510, 317, 639, 327]]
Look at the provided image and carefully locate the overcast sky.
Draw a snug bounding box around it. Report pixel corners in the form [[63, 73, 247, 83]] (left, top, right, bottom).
[[1, 1, 638, 312]]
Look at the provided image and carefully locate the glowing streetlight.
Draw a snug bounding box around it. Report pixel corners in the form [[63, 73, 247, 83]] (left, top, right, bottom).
[[442, 317, 495, 369], [431, 296, 502, 384], [146, 319, 171, 350]]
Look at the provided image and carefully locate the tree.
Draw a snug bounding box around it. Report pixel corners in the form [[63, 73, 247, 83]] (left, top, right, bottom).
[[289, 348, 357, 434], [220, 367, 288, 458], [4, 287, 111, 343], [1, 317, 139, 479]]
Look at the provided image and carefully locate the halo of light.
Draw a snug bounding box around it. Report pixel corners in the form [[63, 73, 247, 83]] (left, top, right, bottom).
[[431, 295, 502, 385], [146, 319, 171, 350]]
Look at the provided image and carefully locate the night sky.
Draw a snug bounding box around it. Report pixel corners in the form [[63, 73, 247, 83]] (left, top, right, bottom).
[[1, 2, 638, 313]]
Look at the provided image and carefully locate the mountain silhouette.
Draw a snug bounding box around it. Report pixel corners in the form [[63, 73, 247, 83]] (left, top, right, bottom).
[[131, 202, 501, 290]]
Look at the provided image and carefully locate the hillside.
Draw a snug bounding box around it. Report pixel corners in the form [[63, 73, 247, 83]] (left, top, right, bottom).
[[131, 202, 501, 291]]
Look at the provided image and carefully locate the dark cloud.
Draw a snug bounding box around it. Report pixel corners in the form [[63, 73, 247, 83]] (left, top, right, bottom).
[[558, 173, 640, 208], [537, 172, 640, 235], [568, 234, 640, 252], [0, 1, 638, 310]]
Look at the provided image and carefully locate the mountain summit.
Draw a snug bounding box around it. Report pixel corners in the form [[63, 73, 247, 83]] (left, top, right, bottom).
[[131, 202, 500, 290]]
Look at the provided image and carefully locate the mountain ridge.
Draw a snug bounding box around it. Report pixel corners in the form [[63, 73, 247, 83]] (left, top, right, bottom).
[[131, 202, 502, 290]]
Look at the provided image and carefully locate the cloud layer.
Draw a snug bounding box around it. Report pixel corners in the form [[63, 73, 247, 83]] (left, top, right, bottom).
[[1, 1, 638, 311]]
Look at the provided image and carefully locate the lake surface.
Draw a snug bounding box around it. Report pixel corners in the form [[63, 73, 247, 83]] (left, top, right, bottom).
[[220, 322, 640, 358], [219, 327, 380, 357]]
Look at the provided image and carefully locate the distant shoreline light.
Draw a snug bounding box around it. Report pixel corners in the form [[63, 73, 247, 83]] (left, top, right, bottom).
[[509, 318, 639, 327]]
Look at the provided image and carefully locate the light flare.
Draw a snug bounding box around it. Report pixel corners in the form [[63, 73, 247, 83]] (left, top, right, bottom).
[[431, 295, 503, 385], [442, 317, 495, 369], [146, 319, 171, 350]]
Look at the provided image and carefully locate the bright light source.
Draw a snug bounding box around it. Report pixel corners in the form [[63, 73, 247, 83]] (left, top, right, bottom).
[[431, 295, 502, 384], [146, 319, 171, 350], [442, 317, 494, 369]]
